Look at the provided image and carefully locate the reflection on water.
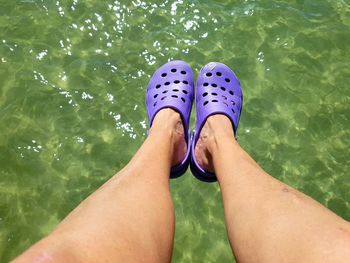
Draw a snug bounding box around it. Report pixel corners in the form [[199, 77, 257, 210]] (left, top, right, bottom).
[[1, 0, 349, 262]]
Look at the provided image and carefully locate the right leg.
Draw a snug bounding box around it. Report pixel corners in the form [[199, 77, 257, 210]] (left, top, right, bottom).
[[195, 115, 350, 263]]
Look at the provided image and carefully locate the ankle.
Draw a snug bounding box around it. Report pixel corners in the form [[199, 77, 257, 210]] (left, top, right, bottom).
[[149, 108, 187, 166], [149, 109, 184, 138], [201, 115, 236, 154], [194, 114, 236, 173]]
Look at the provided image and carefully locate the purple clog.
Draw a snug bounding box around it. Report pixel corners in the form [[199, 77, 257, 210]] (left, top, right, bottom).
[[146, 60, 194, 178], [190, 62, 243, 182]]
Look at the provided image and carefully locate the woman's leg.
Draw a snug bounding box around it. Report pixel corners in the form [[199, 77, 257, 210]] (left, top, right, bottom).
[[195, 115, 350, 263], [13, 109, 186, 263]]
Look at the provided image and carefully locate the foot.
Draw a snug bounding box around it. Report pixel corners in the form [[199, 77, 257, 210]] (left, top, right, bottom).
[[190, 62, 243, 182], [150, 108, 187, 167], [194, 114, 236, 173]]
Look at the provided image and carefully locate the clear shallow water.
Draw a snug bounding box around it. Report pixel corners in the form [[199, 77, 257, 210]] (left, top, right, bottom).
[[0, 0, 349, 261]]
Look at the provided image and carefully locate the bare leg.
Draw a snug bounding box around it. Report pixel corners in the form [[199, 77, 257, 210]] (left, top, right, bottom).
[[195, 115, 350, 263], [13, 109, 186, 263]]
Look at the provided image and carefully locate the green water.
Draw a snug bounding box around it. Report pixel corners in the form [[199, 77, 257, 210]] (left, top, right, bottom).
[[1, 0, 349, 262]]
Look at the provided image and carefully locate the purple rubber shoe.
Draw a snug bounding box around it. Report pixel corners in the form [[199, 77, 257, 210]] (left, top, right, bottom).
[[146, 60, 194, 178], [190, 62, 243, 182]]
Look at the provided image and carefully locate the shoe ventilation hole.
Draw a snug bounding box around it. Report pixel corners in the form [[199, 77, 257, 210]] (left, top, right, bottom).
[[216, 72, 222, 76], [225, 78, 230, 83], [181, 70, 186, 75], [173, 89, 179, 92], [165, 82, 170, 86], [203, 92, 208, 97], [232, 109, 235, 114], [223, 102, 228, 107], [222, 95, 227, 100], [206, 72, 212, 77], [154, 94, 158, 98], [182, 90, 188, 94], [162, 90, 168, 94], [181, 97, 185, 102], [174, 80, 180, 84], [229, 90, 234, 96], [171, 68, 177, 73], [183, 80, 188, 84], [161, 96, 166, 100], [171, 95, 178, 98], [231, 100, 235, 105], [203, 101, 209, 106], [211, 92, 218, 96], [212, 99, 218, 103], [161, 73, 167, 77], [203, 82, 209, 86], [156, 84, 161, 89], [220, 87, 226, 91], [211, 83, 217, 87], [153, 102, 157, 107]]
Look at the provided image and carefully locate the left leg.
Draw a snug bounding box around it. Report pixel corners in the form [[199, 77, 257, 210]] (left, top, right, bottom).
[[13, 109, 186, 263]]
